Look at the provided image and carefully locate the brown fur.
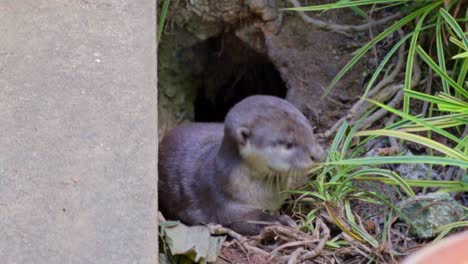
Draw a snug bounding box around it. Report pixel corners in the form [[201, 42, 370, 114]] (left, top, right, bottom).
[[158, 95, 325, 235]]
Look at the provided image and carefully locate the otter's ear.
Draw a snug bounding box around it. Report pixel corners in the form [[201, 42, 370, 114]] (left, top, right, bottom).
[[235, 127, 250, 145]]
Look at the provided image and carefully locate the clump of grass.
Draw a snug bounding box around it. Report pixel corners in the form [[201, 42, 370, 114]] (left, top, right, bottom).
[[283, 0, 467, 261]]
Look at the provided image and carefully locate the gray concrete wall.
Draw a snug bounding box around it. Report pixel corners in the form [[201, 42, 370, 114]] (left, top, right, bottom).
[[0, 1, 158, 263]]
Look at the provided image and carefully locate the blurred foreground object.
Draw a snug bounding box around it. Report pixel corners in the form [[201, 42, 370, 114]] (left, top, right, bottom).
[[402, 231, 468, 264]]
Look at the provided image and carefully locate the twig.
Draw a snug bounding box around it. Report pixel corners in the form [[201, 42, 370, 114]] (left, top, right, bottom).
[[342, 233, 373, 257], [257, 225, 312, 241], [298, 219, 331, 261], [208, 224, 270, 256], [287, 247, 305, 264], [268, 239, 317, 257], [209, 224, 245, 241]]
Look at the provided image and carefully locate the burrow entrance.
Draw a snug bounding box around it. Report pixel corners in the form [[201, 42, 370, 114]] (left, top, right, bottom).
[[193, 32, 287, 122]]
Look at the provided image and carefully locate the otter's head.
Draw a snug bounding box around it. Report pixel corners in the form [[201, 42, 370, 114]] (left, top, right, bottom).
[[224, 96, 326, 180]]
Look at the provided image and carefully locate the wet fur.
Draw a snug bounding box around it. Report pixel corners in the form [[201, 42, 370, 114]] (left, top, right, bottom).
[[158, 95, 325, 235]]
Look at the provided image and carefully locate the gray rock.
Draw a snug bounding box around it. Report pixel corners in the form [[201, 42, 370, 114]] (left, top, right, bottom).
[[398, 192, 463, 239], [397, 151, 442, 180]]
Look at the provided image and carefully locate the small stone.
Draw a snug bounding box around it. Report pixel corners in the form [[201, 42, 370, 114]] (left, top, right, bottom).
[[398, 192, 463, 239], [397, 151, 441, 180]]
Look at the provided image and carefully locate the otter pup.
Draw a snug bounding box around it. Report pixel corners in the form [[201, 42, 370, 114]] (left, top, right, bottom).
[[158, 95, 325, 235]]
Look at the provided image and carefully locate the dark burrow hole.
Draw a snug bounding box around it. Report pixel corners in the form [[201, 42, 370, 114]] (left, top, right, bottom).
[[194, 32, 287, 122]]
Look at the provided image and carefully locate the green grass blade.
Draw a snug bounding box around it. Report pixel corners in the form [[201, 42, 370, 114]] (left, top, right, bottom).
[[440, 8, 468, 48], [434, 221, 468, 241], [365, 98, 462, 144], [355, 176, 468, 191], [363, 191, 416, 227], [345, 200, 356, 224], [289, 190, 327, 201], [341, 110, 372, 158], [416, 46, 468, 98], [349, 6, 368, 18], [458, 136, 468, 154], [436, 94, 468, 113], [398, 116, 467, 132], [404, 90, 468, 109], [453, 51, 468, 59], [330, 122, 349, 154], [449, 36, 467, 50], [456, 56, 468, 89], [355, 129, 467, 161], [157, 0, 171, 43], [326, 156, 468, 168], [364, 33, 412, 96], [330, 166, 361, 183], [281, 0, 412, 11], [404, 8, 431, 113], [322, 1, 442, 97], [347, 221, 379, 248], [350, 168, 416, 196], [436, 14, 449, 93], [337, 0, 368, 18]]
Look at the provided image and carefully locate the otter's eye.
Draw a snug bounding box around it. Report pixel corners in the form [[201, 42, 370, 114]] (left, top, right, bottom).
[[275, 139, 294, 149]]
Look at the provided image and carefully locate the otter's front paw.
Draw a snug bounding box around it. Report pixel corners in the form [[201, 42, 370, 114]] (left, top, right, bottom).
[[276, 214, 297, 228]]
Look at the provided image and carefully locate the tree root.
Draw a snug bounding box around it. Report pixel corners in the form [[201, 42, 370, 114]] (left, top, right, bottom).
[[208, 224, 271, 257], [285, 0, 401, 35], [353, 57, 421, 130], [298, 219, 331, 261], [287, 247, 304, 264], [318, 29, 423, 139], [209, 219, 332, 263]]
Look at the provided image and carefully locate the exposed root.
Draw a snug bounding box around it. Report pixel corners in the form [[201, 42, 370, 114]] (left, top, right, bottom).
[[353, 56, 421, 130], [298, 219, 331, 261], [350, 28, 406, 116], [268, 239, 316, 257], [318, 29, 424, 139], [287, 247, 304, 264], [209, 224, 244, 240], [208, 224, 270, 257], [257, 225, 312, 241], [285, 0, 401, 35], [209, 219, 334, 263], [208, 210, 423, 264], [356, 88, 404, 129]]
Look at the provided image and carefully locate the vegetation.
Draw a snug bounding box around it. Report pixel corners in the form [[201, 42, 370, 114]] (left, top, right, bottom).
[[158, 0, 467, 262], [282, 0, 468, 262], [157, 0, 171, 44]]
